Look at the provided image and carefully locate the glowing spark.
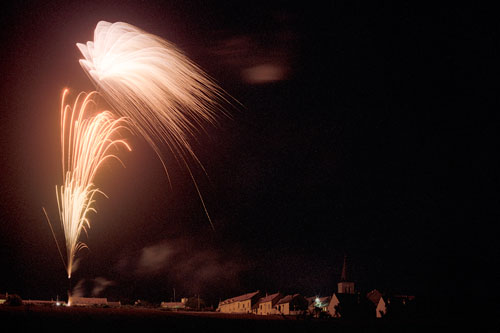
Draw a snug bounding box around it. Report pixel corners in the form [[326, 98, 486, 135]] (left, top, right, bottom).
[[56, 89, 131, 278], [77, 22, 232, 228]]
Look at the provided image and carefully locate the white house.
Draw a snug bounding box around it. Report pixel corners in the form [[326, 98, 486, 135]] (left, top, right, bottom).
[[366, 289, 385, 317], [218, 291, 261, 314], [376, 297, 387, 317], [255, 292, 282, 315], [274, 294, 308, 315]]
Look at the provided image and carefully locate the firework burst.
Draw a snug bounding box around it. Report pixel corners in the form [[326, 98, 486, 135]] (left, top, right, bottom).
[[77, 22, 233, 227], [55, 89, 131, 278]]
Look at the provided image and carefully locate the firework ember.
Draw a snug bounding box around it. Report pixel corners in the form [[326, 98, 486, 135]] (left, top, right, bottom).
[[77, 21, 229, 174], [77, 21, 232, 228], [56, 89, 131, 278]]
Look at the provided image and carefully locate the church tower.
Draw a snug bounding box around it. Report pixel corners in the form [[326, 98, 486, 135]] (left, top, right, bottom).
[[337, 255, 355, 294]]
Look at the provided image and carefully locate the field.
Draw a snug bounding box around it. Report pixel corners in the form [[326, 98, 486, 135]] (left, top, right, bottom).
[[0, 305, 478, 332]]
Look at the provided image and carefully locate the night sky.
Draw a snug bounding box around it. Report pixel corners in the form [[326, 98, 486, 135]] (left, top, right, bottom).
[[0, 1, 496, 316]]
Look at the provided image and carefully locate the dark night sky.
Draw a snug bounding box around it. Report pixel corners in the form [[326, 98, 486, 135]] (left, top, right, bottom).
[[0, 1, 496, 316]]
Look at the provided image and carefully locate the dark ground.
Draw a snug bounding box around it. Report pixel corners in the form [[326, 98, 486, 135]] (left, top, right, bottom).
[[0, 305, 494, 333]]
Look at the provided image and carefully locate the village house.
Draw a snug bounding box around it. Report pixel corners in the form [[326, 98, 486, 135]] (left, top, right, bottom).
[[366, 289, 416, 318], [161, 297, 187, 311], [68, 296, 108, 306], [217, 291, 262, 314], [215, 256, 415, 319], [308, 296, 331, 316], [274, 294, 308, 315], [328, 292, 370, 318], [374, 294, 416, 318], [375, 295, 387, 317], [160, 301, 185, 311], [254, 292, 282, 315], [367, 289, 384, 317]]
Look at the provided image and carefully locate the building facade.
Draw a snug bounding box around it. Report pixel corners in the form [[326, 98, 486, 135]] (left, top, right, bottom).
[[218, 291, 262, 314], [255, 292, 282, 315], [274, 294, 308, 315]]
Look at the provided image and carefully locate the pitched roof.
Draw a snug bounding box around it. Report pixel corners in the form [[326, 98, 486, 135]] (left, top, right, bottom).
[[253, 292, 282, 310], [366, 289, 383, 305], [258, 292, 281, 303], [276, 294, 301, 305], [220, 291, 260, 305]]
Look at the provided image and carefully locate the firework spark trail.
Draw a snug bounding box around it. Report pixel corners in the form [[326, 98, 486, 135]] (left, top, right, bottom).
[[77, 22, 233, 228], [56, 89, 131, 278]]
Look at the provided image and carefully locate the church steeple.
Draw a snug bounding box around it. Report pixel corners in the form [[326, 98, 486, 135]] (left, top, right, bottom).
[[340, 255, 348, 281], [337, 255, 355, 294]]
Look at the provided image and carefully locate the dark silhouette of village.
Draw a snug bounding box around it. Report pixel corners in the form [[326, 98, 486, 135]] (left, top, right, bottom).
[[214, 256, 417, 320]]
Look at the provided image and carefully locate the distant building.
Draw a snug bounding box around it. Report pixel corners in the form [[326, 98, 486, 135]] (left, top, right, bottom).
[[337, 255, 355, 294], [365, 289, 416, 318], [255, 292, 282, 315], [107, 301, 121, 307], [161, 296, 187, 310], [375, 296, 387, 317], [218, 291, 262, 313], [160, 301, 186, 310], [327, 256, 374, 318], [307, 296, 331, 316], [366, 289, 383, 306], [375, 294, 416, 318], [24, 299, 58, 306], [0, 293, 7, 305], [328, 293, 358, 318], [366, 289, 384, 317], [274, 294, 308, 315], [69, 296, 108, 306]]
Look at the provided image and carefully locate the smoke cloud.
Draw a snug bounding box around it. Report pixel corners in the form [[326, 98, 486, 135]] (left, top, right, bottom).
[[136, 241, 173, 275], [92, 277, 115, 297], [71, 277, 115, 297], [117, 237, 244, 295]]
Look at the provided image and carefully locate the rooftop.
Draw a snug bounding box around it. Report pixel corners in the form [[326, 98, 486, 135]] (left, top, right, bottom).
[[258, 292, 281, 304], [276, 294, 301, 305], [220, 291, 260, 305]]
